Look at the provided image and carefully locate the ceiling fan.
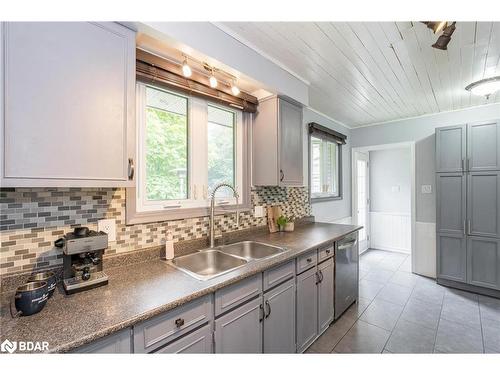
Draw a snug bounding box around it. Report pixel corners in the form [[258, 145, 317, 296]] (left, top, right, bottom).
[[421, 21, 456, 50]]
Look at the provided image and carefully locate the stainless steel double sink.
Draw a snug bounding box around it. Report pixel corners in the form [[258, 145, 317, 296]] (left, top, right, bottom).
[[168, 241, 286, 280]]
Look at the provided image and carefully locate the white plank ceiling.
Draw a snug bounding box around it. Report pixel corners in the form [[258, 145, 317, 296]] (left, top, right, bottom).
[[219, 22, 500, 127]]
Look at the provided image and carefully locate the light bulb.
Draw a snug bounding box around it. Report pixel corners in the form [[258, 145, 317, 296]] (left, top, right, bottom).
[[209, 75, 218, 88], [231, 83, 240, 96], [181, 59, 192, 78]]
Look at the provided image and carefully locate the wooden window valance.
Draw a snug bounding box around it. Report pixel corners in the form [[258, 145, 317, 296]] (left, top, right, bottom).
[[308, 122, 347, 145], [136, 49, 258, 113]]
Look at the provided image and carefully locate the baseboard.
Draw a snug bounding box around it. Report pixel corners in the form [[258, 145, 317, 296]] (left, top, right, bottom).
[[437, 278, 500, 299], [370, 245, 411, 254]]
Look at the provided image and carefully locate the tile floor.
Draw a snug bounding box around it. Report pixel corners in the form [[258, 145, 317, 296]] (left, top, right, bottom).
[[306, 249, 500, 354]]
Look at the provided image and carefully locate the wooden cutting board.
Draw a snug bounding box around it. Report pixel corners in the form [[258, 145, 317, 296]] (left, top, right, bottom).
[[267, 205, 282, 233]]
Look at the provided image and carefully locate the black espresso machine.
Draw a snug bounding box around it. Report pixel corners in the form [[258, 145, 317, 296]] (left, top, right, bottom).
[[55, 227, 109, 294]]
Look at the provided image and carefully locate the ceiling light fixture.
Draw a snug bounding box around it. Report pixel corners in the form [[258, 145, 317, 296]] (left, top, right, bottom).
[[423, 21, 448, 34], [465, 76, 500, 98], [181, 57, 192, 78], [231, 81, 240, 96], [209, 70, 218, 88], [432, 22, 456, 50]]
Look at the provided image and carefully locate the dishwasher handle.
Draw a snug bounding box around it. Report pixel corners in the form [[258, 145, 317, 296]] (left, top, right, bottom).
[[337, 239, 357, 250]]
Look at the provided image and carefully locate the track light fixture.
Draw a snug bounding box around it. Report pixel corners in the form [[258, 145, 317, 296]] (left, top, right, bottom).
[[421, 21, 456, 50], [231, 81, 240, 96], [181, 57, 192, 78], [209, 70, 218, 88], [423, 21, 448, 34]]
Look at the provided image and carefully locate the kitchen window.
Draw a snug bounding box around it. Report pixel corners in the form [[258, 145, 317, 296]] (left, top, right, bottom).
[[309, 122, 346, 201], [127, 83, 250, 223]]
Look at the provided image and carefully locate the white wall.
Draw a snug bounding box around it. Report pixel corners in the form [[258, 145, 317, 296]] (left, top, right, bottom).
[[303, 108, 352, 223], [369, 148, 411, 214], [369, 148, 411, 253]]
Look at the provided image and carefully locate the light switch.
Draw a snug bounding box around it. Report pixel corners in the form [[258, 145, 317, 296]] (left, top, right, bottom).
[[98, 219, 116, 242], [254, 206, 265, 218], [421, 185, 432, 194]]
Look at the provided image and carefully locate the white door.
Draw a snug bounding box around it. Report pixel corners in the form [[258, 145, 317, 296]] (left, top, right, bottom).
[[355, 152, 370, 253]]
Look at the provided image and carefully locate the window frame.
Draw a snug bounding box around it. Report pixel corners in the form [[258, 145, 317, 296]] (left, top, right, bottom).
[[126, 82, 251, 224], [308, 132, 343, 203]]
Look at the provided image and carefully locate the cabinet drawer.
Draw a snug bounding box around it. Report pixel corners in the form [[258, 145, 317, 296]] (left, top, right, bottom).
[[296, 250, 317, 274], [154, 324, 213, 354], [73, 328, 132, 353], [263, 260, 295, 291], [215, 274, 262, 316], [318, 244, 334, 262], [134, 294, 213, 353]]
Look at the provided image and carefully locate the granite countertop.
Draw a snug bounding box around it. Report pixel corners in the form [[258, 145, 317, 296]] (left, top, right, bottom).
[[0, 222, 361, 353]]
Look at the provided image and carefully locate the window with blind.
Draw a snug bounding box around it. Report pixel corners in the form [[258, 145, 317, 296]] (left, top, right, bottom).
[[135, 82, 246, 215], [309, 122, 346, 201]]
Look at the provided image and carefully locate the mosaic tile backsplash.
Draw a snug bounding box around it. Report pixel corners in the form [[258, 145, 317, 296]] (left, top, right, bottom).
[[0, 187, 311, 275]]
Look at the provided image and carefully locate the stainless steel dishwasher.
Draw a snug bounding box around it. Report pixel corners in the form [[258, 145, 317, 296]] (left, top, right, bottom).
[[334, 231, 359, 320]]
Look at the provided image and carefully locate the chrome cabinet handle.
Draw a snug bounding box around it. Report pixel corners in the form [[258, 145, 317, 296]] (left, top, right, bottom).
[[265, 300, 271, 319], [463, 220, 466, 235], [280, 169, 284, 182], [468, 220, 472, 235], [259, 304, 264, 322], [461, 158, 465, 171], [315, 271, 320, 285], [128, 158, 135, 180], [306, 258, 312, 263], [175, 318, 184, 328], [319, 270, 324, 283]]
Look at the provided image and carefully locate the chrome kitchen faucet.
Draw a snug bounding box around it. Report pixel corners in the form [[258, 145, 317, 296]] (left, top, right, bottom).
[[209, 183, 240, 248]]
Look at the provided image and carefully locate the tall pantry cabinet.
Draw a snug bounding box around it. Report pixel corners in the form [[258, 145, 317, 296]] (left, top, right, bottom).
[[436, 120, 500, 295]]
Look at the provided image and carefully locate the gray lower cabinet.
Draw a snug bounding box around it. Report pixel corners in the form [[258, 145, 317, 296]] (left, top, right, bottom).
[[73, 329, 132, 353], [296, 266, 318, 353], [467, 236, 500, 290], [467, 171, 500, 238], [436, 172, 467, 235], [437, 233, 467, 282], [467, 121, 500, 171], [155, 324, 213, 353], [436, 124, 466, 172], [214, 297, 263, 353], [263, 278, 296, 353], [317, 258, 334, 333]]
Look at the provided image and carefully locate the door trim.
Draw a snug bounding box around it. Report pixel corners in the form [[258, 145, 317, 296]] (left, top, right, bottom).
[[351, 141, 416, 273]]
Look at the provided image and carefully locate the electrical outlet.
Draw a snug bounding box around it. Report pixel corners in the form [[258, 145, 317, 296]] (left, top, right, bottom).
[[98, 219, 116, 242], [254, 206, 265, 218], [421, 185, 432, 194]]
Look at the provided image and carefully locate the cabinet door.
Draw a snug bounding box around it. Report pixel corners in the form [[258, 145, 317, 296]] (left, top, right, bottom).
[[263, 279, 296, 353], [155, 324, 213, 354], [436, 173, 467, 235], [279, 98, 303, 186], [468, 121, 500, 171], [467, 236, 500, 290], [318, 258, 334, 333], [436, 125, 466, 172], [73, 328, 132, 353], [2, 22, 135, 187], [214, 297, 262, 353], [437, 234, 467, 282], [467, 171, 500, 238], [296, 266, 318, 353]]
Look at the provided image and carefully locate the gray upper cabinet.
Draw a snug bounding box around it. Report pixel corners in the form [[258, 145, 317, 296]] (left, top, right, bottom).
[[317, 258, 334, 333], [263, 278, 296, 353], [296, 266, 318, 353], [252, 96, 303, 186], [436, 173, 466, 235], [214, 297, 263, 353], [436, 125, 466, 172], [467, 171, 500, 238], [1, 22, 136, 187], [467, 121, 500, 171], [467, 236, 500, 290]]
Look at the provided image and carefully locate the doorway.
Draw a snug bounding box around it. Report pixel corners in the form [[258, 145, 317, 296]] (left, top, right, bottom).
[[352, 142, 416, 273]]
